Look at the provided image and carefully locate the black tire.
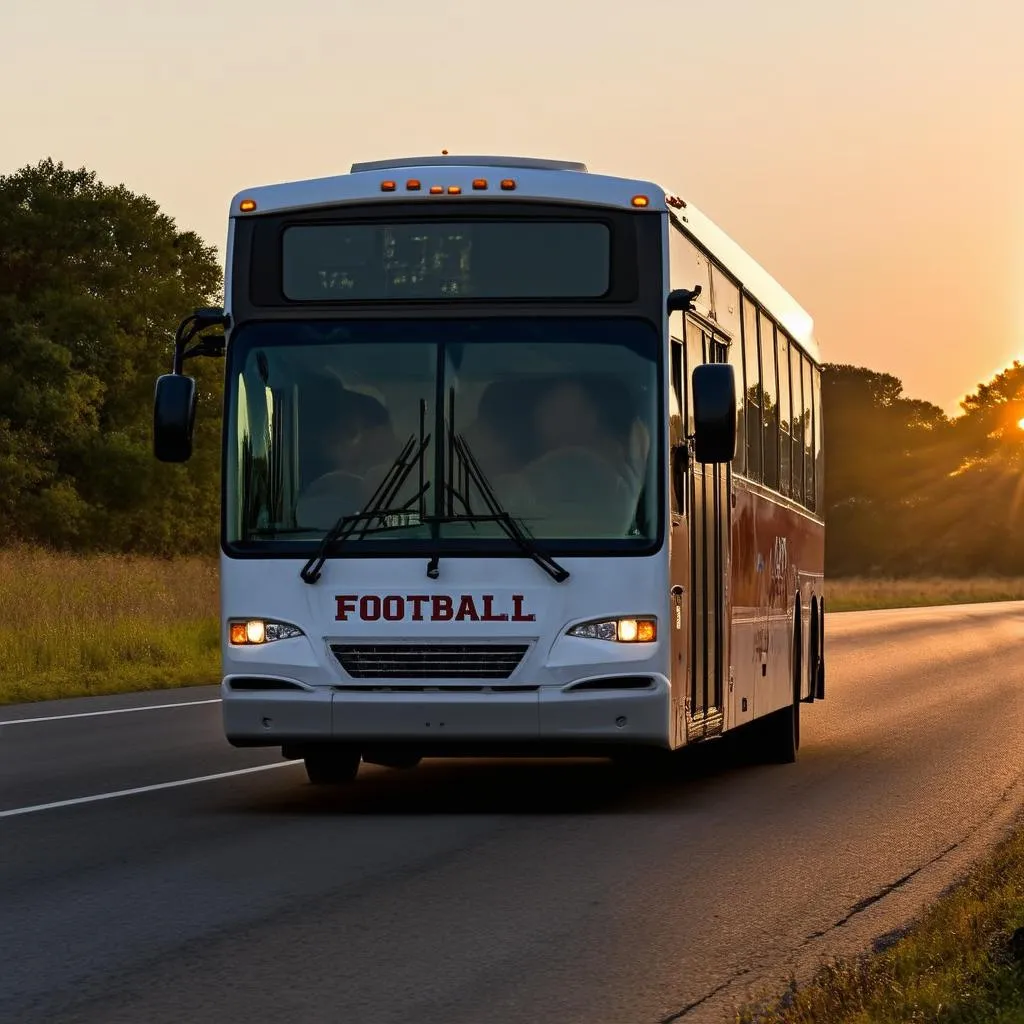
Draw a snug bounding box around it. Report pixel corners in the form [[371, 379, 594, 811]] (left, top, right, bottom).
[[815, 599, 826, 699], [362, 751, 423, 770], [304, 746, 361, 785]]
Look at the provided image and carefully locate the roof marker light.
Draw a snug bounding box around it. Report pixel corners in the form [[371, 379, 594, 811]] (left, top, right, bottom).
[[447, 185, 462, 195], [381, 180, 397, 192], [239, 198, 257, 212], [472, 178, 488, 190], [631, 195, 650, 208], [429, 185, 443, 194], [500, 179, 516, 191], [406, 179, 421, 190]]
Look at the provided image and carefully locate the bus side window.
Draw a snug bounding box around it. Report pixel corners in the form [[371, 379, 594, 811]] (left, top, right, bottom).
[[759, 312, 780, 491], [777, 331, 792, 498], [728, 333, 746, 477], [790, 349, 804, 505], [684, 318, 704, 441], [742, 296, 762, 481], [812, 365, 824, 513], [796, 351, 811, 508], [670, 336, 685, 514]]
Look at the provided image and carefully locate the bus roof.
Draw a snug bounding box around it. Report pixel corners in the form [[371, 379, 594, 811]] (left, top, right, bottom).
[[229, 154, 818, 361], [674, 194, 819, 360]]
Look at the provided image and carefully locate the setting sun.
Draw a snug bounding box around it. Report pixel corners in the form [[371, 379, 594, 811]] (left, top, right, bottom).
[[1017, 417, 1024, 431]]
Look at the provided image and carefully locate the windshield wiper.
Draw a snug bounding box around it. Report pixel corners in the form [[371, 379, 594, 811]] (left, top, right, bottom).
[[299, 432, 430, 584], [298, 406, 569, 586], [431, 431, 569, 584]]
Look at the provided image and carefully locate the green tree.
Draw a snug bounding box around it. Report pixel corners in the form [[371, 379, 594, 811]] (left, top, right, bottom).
[[821, 364, 950, 575], [0, 158, 223, 552]]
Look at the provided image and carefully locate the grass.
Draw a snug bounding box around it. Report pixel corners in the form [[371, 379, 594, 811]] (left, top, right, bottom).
[[736, 824, 1024, 1024], [0, 547, 219, 705], [827, 576, 1024, 613]]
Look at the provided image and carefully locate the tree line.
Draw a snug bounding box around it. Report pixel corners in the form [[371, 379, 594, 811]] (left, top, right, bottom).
[[2, 159, 1021, 575]]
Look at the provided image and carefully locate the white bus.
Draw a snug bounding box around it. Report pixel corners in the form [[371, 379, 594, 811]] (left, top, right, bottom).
[[154, 154, 825, 784]]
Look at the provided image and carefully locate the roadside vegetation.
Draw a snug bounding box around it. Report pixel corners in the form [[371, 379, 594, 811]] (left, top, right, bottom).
[[736, 823, 1024, 1024], [827, 576, 1024, 612], [0, 548, 219, 705]]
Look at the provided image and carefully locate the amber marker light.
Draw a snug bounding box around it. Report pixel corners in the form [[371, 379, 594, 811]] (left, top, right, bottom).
[[229, 622, 248, 644], [447, 185, 462, 195], [631, 195, 650, 208], [472, 178, 488, 190], [406, 179, 422, 191], [239, 198, 257, 212], [429, 185, 444, 194], [500, 179, 516, 191], [381, 180, 397, 192]]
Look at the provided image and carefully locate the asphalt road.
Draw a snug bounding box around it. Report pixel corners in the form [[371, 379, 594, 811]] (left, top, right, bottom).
[[3, 602, 1024, 1024]]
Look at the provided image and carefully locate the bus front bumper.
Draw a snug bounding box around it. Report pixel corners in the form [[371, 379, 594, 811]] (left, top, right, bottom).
[[221, 676, 673, 752]]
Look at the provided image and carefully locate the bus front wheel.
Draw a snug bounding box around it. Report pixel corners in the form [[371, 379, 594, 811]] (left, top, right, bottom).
[[303, 746, 362, 785]]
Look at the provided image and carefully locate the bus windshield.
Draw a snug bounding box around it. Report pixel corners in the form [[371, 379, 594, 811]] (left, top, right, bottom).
[[225, 317, 661, 553]]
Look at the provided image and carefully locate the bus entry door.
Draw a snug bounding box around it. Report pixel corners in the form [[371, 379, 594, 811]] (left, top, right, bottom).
[[687, 331, 730, 739]]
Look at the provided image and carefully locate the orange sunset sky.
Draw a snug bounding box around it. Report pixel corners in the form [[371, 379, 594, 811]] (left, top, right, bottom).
[[3, 0, 1022, 416]]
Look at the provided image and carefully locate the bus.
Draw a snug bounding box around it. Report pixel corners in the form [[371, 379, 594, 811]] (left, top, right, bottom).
[[153, 154, 825, 785]]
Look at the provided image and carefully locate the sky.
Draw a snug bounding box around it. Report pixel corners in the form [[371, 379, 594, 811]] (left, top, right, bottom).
[[3, 0, 1023, 416]]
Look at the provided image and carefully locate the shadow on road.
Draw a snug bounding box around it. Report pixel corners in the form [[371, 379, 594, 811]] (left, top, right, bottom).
[[223, 733, 782, 818]]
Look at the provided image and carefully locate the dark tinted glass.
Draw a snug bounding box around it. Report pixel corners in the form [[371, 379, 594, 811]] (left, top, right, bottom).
[[282, 221, 611, 300]]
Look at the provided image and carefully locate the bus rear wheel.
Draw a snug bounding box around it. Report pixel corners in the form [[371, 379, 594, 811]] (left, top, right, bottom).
[[303, 746, 362, 785]]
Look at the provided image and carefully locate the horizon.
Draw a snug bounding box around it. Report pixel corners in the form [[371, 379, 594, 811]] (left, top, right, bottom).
[[3, 0, 1022, 418]]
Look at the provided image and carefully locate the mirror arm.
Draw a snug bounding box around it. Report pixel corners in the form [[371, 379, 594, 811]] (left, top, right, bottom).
[[171, 308, 230, 374], [666, 284, 703, 315]]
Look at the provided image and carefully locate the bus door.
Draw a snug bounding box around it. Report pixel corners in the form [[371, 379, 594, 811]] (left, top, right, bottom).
[[686, 321, 731, 739]]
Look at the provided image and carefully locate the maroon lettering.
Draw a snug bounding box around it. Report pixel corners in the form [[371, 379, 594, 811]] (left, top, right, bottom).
[[382, 596, 404, 621], [511, 594, 535, 622], [431, 595, 454, 621], [408, 595, 430, 621], [481, 595, 509, 622], [335, 595, 358, 621], [360, 595, 382, 621], [456, 595, 480, 622]]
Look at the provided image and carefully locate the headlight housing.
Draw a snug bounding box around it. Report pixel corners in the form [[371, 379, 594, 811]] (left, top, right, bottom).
[[568, 617, 657, 643], [228, 619, 304, 645]]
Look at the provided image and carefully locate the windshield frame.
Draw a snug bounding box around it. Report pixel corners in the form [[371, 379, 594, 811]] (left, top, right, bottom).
[[219, 315, 666, 561]]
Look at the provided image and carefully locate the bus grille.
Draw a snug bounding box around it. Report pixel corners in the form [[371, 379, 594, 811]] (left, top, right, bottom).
[[330, 643, 529, 680]]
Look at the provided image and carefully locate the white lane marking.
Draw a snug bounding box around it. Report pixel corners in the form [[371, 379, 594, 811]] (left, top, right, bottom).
[[0, 762, 299, 820], [0, 698, 221, 727]]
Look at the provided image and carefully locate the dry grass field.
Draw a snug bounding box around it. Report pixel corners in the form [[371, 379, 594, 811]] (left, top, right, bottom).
[[826, 576, 1024, 612], [0, 548, 219, 705]]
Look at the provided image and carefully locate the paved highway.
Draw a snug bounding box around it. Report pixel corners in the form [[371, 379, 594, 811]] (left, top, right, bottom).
[[3, 603, 1024, 1024]]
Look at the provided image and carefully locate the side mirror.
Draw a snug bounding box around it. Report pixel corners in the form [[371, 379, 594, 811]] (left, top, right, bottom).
[[154, 373, 197, 463], [691, 363, 737, 464]]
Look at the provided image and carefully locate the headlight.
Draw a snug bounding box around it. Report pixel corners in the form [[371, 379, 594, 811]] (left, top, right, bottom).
[[568, 617, 657, 643], [228, 619, 304, 645]]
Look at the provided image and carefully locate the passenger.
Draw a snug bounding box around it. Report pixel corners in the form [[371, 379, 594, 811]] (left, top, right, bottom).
[[464, 379, 535, 478], [520, 375, 639, 535], [531, 375, 633, 473], [297, 380, 398, 529]]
